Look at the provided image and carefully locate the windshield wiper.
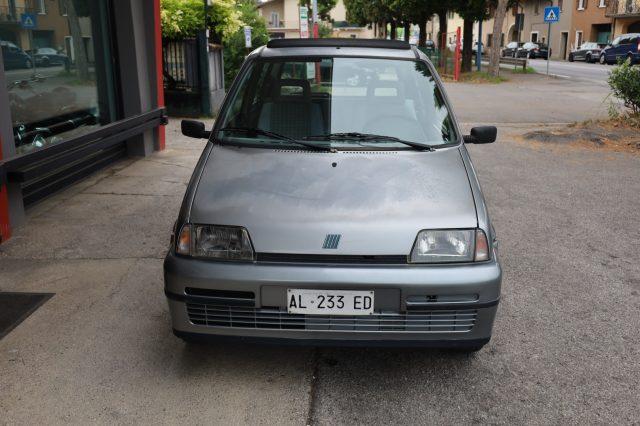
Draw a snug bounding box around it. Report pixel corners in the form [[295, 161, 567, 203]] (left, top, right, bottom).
[[219, 127, 336, 153], [303, 132, 435, 152]]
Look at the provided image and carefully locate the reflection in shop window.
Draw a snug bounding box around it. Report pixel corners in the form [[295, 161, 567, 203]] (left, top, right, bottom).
[[1, 0, 116, 155]]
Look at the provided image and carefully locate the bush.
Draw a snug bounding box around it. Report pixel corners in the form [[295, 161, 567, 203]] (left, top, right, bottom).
[[608, 59, 640, 115]]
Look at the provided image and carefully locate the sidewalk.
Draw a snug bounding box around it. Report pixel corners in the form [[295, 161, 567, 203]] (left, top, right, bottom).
[[0, 119, 313, 424]]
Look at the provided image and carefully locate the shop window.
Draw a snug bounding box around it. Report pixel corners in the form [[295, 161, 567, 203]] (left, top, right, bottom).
[[2, 0, 117, 156]]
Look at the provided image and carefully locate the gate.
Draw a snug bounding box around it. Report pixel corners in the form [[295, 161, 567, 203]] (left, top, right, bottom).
[[162, 34, 225, 117]]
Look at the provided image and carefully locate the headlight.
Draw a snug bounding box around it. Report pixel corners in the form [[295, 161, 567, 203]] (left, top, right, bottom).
[[409, 229, 489, 263], [175, 224, 255, 261]]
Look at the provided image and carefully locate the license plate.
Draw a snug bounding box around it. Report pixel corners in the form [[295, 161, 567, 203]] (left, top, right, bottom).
[[287, 289, 374, 315]]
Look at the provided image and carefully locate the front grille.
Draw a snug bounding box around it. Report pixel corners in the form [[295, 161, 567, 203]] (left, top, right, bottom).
[[256, 253, 408, 264], [186, 303, 477, 332]]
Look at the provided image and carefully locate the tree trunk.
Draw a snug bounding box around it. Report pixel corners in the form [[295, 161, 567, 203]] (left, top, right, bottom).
[[63, 0, 89, 81], [489, 0, 509, 76], [437, 10, 448, 49], [461, 18, 474, 73], [403, 22, 411, 42], [418, 19, 427, 47], [390, 21, 397, 40]]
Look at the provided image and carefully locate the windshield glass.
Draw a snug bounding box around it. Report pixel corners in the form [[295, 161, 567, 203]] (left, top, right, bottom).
[[217, 57, 457, 150]]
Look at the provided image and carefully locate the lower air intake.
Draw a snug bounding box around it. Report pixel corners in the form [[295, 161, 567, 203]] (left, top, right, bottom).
[[186, 303, 476, 332]]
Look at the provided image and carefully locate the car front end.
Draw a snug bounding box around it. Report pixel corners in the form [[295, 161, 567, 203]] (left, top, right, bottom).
[[164, 39, 502, 349]]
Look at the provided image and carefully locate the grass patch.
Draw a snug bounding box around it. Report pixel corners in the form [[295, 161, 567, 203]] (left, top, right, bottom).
[[510, 66, 537, 74], [446, 71, 508, 84]]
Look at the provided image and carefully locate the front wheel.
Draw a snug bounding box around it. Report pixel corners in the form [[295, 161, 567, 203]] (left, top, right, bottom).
[[568, 54, 574, 62], [24, 59, 33, 69], [599, 54, 606, 65]]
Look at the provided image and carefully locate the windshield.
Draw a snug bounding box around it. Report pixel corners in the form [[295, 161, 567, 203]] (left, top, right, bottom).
[[217, 57, 457, 150]]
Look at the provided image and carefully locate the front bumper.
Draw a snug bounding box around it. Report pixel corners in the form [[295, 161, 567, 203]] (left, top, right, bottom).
[[164, 252, 502, 346]]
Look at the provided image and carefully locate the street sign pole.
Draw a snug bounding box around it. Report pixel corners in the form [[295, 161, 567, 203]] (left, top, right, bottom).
[[543, 6, 560, 77]]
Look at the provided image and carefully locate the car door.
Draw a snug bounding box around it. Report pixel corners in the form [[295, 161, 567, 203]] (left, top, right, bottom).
[[615, 36, 630, 60], [607, 37, 620, 61], [575, 44, 586, 60]]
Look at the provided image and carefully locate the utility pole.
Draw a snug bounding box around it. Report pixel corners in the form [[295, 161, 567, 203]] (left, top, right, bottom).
[[476, 20, 483, 72]]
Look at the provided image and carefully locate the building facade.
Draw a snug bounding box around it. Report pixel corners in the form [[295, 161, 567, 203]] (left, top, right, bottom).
[[257, 0, 373, 39], [571, 0, 612, 47], [0, 0, 166, 242], [606, 0, 640, 36]]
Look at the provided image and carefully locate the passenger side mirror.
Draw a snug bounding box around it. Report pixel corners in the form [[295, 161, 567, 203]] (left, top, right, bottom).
[[181, 120, 211, 139], [464, 126, 497, 144]]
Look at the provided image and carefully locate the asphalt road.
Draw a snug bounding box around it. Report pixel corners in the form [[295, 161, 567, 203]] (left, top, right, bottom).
[[526, 57, 612, 84], [1, 78, 639, 424]]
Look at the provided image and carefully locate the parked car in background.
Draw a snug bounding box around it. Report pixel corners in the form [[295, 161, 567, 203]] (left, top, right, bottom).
[[569, 42, 604, 63], [599, 33, 640, 65], [472, 41, 484, 54], [422, 40, 436, 55], [168, 38, 502, 351], [517, 42, 550, 59], [1, 41, 33, 70], [30, 47, 69, 68], [501, 42, 523, 58]]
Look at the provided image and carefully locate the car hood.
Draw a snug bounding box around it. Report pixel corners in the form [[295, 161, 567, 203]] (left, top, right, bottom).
[[190, 145, 477, 255]]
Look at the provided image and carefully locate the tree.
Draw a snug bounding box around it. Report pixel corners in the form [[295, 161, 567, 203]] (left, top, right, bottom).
[[62, 0, 89, 80], [223, 0, 269, 87], [160, 0, 242, 42], [344, 0, 395, 38], [456, 0, 490, 73], [488, 0, 509, 76], [299, 0, 338, 22]]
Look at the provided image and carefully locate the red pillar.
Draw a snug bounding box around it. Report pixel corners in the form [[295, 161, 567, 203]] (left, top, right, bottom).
[[153, 0, 166, 151], [0, 135, 10, 242]]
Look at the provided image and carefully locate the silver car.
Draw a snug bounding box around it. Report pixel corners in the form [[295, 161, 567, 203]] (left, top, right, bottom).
[[165, 38, 501, 351]]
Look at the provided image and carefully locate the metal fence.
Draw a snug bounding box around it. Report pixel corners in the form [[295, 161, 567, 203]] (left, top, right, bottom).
[[162, 36, 225, 117], [418, 31, 461, 80]]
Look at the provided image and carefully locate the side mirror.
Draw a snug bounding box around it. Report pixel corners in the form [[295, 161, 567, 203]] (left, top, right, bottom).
[[464, 126, 497, 144], [181, 120, 211, 139]]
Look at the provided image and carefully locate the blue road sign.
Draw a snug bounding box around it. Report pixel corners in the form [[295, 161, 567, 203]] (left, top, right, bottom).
[[544, 6, 560, 23], [20, 13, 37, 29]]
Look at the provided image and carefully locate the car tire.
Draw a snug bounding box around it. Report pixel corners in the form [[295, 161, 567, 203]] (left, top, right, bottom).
[[599, 54, 606, 65], [568, 53, 574, 62], [24, 59, 33, 69], [585, 53, 592, 63]]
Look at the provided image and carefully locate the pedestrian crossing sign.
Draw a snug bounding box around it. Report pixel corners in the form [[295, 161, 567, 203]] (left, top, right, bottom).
[[20, 13, 37, 29], [544, 6, 560, 23]]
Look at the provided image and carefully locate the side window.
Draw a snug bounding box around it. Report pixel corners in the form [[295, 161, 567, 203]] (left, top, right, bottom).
[[612, 37, 621, 46]]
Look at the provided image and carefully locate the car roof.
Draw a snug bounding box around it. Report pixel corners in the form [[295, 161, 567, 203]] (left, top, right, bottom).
[[257, 38, 418, 59]]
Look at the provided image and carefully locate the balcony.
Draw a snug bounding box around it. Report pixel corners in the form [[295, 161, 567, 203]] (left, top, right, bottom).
[[606, 0, 640, 17], [0, 6, 33, 24]]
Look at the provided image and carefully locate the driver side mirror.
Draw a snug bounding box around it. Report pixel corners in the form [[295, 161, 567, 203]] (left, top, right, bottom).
[[464, 126, 497, 144], [181, 119, 211, 139]]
